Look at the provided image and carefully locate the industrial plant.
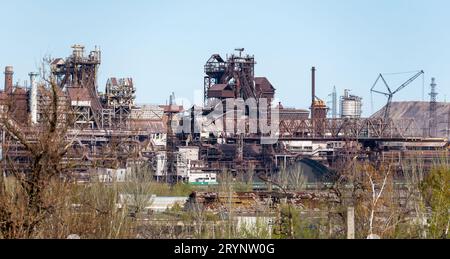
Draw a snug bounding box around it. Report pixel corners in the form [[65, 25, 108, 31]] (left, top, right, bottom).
[[2, 0, 450, 244], [0, 45, 449, 241], [0, 45, 449, 184]]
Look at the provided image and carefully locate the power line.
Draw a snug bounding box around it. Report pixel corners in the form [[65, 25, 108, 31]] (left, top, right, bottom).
[[382, 70, 423, 76]]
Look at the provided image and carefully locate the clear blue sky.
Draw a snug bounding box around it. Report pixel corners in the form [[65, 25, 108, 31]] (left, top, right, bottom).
[[1, 0, 449, 116]]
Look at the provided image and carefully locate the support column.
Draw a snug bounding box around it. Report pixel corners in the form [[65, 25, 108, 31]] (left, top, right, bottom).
[[347, 206, 355, 239]]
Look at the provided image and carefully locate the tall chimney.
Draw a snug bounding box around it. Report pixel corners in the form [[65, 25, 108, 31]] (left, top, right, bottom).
[[4, 66, 13, 94], [311, 67, 316, 120], [29, 72, 39, 124]]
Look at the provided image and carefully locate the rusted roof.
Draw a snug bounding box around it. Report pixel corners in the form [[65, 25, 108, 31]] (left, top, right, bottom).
[[159, 105, 184, 113], [127, 120, 167, 133], [255, 77, 275, 93], [209, 84, 230, 91], [67, 87, 91, 101], [208, 84, 235, 99]]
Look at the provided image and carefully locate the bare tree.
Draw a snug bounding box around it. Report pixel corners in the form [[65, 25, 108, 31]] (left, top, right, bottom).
[[0, 78, 76, 238], [119, 162, 155, 217]]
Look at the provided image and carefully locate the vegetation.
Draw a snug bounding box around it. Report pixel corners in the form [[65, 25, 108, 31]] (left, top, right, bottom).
[[0, 81, 448, 239], [0, 158, 449, 239], [421, 166, 450, 239]]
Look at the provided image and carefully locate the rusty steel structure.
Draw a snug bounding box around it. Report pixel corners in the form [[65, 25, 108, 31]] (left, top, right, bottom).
[[51, 45, 103, 128], [310, 67, 329, 137], [193, 50, 449, 176], [204, 49, 261, 103], [103, 77, 136, 129], [0, 46, 449, 184], [0, 45, 169, 180]]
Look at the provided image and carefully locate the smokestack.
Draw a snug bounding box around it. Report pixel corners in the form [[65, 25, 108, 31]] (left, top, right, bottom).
[[312, 67, 316, 105], [311, 67, 316, 120], [4, 66, 13, 94], [29, 72, 39, 124]]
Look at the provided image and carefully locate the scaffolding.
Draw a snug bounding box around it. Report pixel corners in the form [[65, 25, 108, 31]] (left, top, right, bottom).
[[105, 78, 136, 129]]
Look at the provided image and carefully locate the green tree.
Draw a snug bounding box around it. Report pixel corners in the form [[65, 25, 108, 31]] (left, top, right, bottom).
[[421, 166, 450, 239]]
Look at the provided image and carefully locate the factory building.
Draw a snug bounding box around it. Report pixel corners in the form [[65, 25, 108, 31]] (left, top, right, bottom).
[[0, 45, 171, 181], [0, 45, 448, 185]]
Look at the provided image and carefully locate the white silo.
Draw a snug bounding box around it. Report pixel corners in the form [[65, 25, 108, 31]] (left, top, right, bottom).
[[340, 89, 363, 119]]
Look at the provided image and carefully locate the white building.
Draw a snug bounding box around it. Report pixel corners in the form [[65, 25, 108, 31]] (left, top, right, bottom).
[[188, 171, 217, 185], [118, 194, 188, 213], [177, 146, 201, 178], [282, 141, 331, 157], [96, 168, 128, 183], [177, 146, 217, 185]]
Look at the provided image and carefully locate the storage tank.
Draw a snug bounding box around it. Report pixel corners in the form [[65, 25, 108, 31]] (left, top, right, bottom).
[[340, 90, 362, 119]]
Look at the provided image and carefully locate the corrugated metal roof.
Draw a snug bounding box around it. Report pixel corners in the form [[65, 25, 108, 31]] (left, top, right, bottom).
[[127, 120, 167, 133], [131, 105, 164, 120]]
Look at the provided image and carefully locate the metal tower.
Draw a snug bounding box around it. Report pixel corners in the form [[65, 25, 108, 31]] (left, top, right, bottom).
[[429, 78, 438, 137], [331, 86, 337, 119]]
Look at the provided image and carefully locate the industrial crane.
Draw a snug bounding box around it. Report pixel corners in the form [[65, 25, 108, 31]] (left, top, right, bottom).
[[371, 70, 424, 120]]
